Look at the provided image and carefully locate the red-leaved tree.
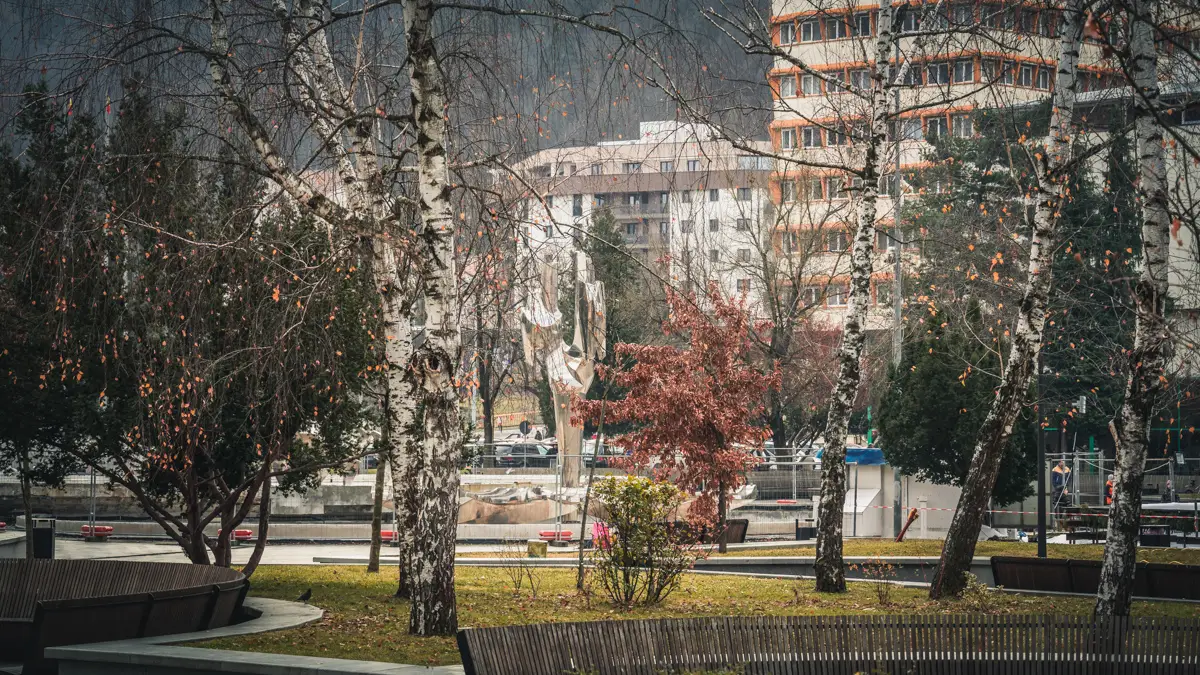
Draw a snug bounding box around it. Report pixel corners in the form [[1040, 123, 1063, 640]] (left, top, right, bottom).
[[576, 283, 779, 550]]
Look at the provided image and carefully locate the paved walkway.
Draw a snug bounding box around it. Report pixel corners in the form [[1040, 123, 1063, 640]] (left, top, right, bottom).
[[52, 537, 815, 564], [53, 539, 516, 564]]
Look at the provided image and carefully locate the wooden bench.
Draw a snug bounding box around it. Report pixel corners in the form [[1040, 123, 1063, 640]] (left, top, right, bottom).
[[991, 556, 1200, 600], [537, 530, 572, 543], [457, 614, 1200, 675]]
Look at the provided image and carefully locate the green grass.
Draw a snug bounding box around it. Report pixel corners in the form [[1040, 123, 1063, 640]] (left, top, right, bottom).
[[197, 565, 1200, 666]]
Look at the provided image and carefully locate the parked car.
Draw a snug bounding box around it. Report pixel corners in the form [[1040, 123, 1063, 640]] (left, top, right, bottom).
[[583, 438, 627, 468], [495, 443, 558, 468]]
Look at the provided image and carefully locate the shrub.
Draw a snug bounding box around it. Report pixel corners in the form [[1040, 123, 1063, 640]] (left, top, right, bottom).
[[590, 476, 705, 606]]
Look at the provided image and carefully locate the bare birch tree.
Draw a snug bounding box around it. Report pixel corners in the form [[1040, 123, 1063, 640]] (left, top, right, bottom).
[[1095, 0, 1171, 616], [930, 0, 1085, 599]]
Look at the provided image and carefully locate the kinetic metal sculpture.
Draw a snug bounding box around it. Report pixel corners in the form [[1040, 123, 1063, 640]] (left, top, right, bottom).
[[521, 249, 606, 487]]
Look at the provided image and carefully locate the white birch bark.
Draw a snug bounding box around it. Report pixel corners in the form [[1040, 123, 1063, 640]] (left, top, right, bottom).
[[208, 0, 436, 622], [1096, 0, 1169, 617], [404, 0, 463, 636], [930, 0, 1084, 599], [812, 0, 892, 593]]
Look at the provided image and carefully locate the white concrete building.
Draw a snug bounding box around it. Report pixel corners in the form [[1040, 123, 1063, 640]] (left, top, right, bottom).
[[514, 121, 776, 307]]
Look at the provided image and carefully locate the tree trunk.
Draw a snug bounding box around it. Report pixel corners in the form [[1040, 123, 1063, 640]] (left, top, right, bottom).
[[242, 475, 272, 579], [577, 397, 607, 590], [717, 480, 728, 554], [405, 0, 463, 637], [1095, 0, 1168, 617], [813, 0, 892, 593], [930, 0, 1083, 599], [370, 236, 420, 599], [368, 439, 387, 573], [19, 450, 33, 560], [479, 310, 495, 448]]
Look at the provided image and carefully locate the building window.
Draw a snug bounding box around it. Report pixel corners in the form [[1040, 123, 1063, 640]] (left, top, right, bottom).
[[1039, 11, 1057, 37], [802, 127, 823, 148], [627, 193, 640, 205], [659, 221, 669, 235], [1036, 67, 1051, 90], [854, 12, 872, 36], [952, 114, 973, 138], [827, 70, 847, 91], [826, 17, 849, 39], [926, 116, 948, 141], [876, 229, 900, 251], [738, 248, 752, 263], [827, 126, 847, 146], [1019, 9, 1037, 33], [545, 195, 554, 209], [902, 66, 923, 86], [736, 279, 752, 293], [828, 179, 847, 200], [780, 180, 796, 202], [954, 59, 974, 83], [736, 218, 751, 231], [927, 62, 950, 85], [572, 194, 583, 217], [779, 21, 797, 44], [800, 18, 820, 42], [687, 159, 701, 172], [596, 194, 607, 207], [780, 76, 797, 97], [660, 160, 673, 172], [709, 218, 720, 232], [1017, 64, 1034, 87], [680, 190, 692, 203], [736, 187, 752, 201], [624, 162, 641, 173], [802, 286, 821, 306], [951, 3, 973, 24], [807, 177, 824, 200], [591, 163, 603, 175], [898, 8, 919, 33], [681, 220, 694, 233], [709, 189, 720, 202], [898, 118, 923, 140], [709, 249, 720, 263], [850, 69, 870, 91], [659, 192, 669, 205], [781, 128, 798, 150], [828, 231, 847, 251], [1182, 105, 1200, 125], [876, 282, 892, 306], [801, 74, 821, 95], [625, 222, 638, 236], [828, 285, 848, 306]]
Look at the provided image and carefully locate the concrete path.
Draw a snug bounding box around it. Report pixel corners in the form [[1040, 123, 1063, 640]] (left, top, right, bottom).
[[52, 539, 518, 564]]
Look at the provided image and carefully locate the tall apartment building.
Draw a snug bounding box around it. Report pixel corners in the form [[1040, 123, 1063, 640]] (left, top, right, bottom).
[[768, 0, 1124, 329], [514, 121, 774, 306]]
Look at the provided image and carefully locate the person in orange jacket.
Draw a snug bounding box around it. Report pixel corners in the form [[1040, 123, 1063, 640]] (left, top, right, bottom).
[[1105, 477, 1115, 505]]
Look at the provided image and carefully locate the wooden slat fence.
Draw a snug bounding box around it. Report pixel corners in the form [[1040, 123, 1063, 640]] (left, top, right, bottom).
[[457, 614, 1200, 675]]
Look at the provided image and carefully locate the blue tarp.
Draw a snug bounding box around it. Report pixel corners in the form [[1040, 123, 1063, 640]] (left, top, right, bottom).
[[815, 447, 886, 465]]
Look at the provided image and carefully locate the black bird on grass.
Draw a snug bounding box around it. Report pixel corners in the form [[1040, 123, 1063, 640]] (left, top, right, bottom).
[[296, 588, 312, 603]]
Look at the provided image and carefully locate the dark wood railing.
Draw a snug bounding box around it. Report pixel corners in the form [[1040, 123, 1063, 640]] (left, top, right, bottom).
[[458, 614, 1200, 674]]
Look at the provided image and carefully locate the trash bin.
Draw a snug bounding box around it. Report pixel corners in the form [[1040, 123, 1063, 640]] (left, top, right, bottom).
[[31, 517, 55, 559]]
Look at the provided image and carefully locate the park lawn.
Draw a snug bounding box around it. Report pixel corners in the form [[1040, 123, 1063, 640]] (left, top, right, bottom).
[[197, 565, 1200, 667]]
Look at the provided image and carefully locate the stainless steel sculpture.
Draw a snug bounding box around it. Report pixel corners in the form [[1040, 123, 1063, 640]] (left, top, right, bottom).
[[521, 250, 606, 487]]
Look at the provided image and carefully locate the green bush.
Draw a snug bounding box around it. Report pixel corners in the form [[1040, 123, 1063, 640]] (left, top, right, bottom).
[[591, 476, 703, 606]]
